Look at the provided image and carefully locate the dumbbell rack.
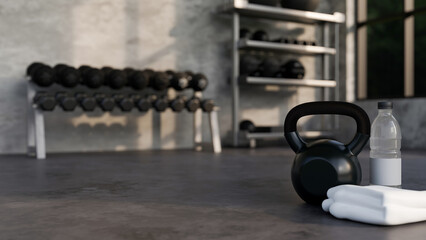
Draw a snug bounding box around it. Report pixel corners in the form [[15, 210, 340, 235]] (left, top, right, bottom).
[[26, 79, 222, 159], [218, 0, 345, 147]]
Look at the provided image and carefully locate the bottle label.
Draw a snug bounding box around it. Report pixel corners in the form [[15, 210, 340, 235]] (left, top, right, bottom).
[[370, 158, 401, 186]]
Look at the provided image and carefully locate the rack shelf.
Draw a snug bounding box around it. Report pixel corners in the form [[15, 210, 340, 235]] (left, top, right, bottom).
[[218, 0, 345, 24], [241, 76, 336, 88], [239, 39, 336, 55]]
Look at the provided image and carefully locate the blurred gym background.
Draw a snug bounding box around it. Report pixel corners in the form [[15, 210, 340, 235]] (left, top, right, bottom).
[[0, 0, 425, 154]]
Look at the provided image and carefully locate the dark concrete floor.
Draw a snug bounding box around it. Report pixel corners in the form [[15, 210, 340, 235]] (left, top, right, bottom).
[[0, 148, 426, 240]]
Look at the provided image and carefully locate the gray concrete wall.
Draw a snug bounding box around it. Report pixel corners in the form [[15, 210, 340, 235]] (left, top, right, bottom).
[[0, 0, 342, 154]]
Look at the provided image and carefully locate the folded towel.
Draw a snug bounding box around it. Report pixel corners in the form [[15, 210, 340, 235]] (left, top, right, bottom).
[[322, 185, 426, 225]]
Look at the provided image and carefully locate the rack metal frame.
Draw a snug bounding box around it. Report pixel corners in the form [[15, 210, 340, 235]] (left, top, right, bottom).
[[220, 0, 345, 147]]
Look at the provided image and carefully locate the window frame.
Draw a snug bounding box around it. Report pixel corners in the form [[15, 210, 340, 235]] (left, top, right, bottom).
[[356, 0, 417, 99]]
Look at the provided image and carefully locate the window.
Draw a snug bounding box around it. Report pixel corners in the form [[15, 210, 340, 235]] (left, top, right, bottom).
[[357, 0, 426, 99]]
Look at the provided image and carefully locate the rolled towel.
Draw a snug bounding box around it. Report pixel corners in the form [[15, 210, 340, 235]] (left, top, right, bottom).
[[322, 185, 426, 225]]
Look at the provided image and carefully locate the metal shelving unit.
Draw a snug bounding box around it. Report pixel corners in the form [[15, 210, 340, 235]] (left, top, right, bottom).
[[218, 0, 345, 147]]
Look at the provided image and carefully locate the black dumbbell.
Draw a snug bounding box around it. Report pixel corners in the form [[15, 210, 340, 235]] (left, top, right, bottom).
[[101, 66, 113, 75], [113, 94, 134, 112], [131, 93, 166, 111], [125, 68, 150, 90], [257, 58, 281, 77], [142, 68, 155, 77], [185, 97, 201, 112], [152, 95, 168, 112], [149, 71, 170, 91], [275, 60, 305, 79], [272, 37, 290, 44], [55, 92, 77, 111], [252, 30, 269, 41], [166, 70, 190, 91], [240, 55, 262, 76], [249, 0, 278, 6], [240, 120, 274, 133], [34, 92, 56, 111], [79, 65, 104, 89], [27, 62, 44, 76], [130, 94, 152, 112], [240, 28, 251, 39], [94, 93, 115, 111], [186, 72, 208, 91], [240, 120, 256, 132], [200, 99, 215, 112], [75, 93, 97, 111], [27, 62, 55, 87], [169, 96, 185, 112], [53, 64, 81, 88], [101, 67, 127, 89]]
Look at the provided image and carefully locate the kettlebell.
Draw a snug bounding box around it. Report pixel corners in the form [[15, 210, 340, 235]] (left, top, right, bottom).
[[284, 101, 370, 205]]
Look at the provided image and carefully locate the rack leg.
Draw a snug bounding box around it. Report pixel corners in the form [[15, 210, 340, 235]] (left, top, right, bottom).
[[208, 110, 222, 153], [27, 82, 36, 157], [232, 12, 240, 147], [334, 23, 340, 129], [323, 23, 331, 80], [34, 109, 46, 159], [27, 107, 36, 156], [152, 111, 161, 149], [249, 139, 256, 148], [194, 109, 202, 151], [323, 22, 331, 130]]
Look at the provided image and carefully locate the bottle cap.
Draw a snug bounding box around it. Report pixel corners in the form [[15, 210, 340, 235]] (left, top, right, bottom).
[[378, 101, 393, 109]]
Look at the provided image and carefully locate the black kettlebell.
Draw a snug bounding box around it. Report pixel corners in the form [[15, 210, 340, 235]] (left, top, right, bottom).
[[284, 101, 370, 205]]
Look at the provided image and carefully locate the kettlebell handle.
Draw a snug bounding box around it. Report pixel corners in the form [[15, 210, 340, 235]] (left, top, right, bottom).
[[284, 101, 370, 155]]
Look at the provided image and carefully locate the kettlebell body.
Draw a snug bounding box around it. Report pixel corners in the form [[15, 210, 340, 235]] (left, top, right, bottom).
[[284, 102, 370, 205]]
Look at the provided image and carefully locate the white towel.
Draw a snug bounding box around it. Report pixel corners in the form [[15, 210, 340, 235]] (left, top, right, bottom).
[[322, 185, 426, 225]]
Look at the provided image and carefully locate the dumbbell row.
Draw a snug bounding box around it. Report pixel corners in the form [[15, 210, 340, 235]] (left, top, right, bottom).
[[33, 92, 215, 113], [240, 56, 305, 79], [240, 28, 316, 46], [27, 62, 209, 92]]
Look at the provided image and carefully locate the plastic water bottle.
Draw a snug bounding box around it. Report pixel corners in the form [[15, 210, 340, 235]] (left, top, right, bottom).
[[370, 102, 402, 187]]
